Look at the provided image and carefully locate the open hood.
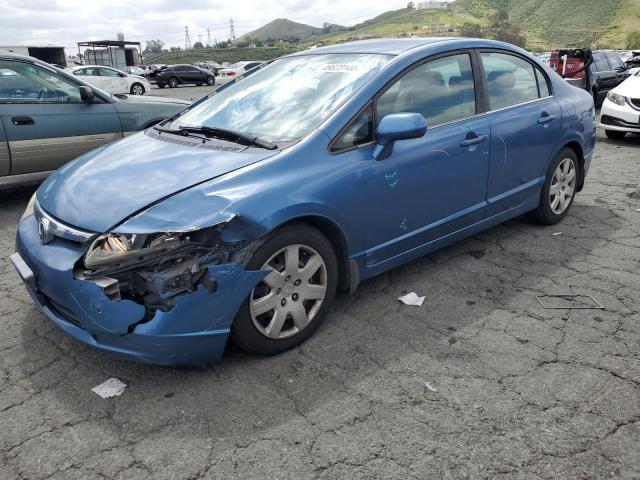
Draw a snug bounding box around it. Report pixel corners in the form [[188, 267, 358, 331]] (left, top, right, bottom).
[[37, 130, 279, 233]]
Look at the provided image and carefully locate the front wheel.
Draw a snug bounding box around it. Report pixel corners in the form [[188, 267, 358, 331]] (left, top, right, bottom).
[[130, 83, 145, 95], [529, 148, 578, 225], [157, 83, 165, 88], [605, 130, 626, 140], [206, 75, 215, 86], [168, 77, 178, 88], [231, 224, 338, 355]]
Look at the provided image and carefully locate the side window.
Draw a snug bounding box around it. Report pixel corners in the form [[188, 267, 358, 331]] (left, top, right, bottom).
[[332, 105, 373, 152], [536, 68, 550, 97], [77, 67, 99, 77], [593, 54, 610, 72], [0, 60, 83, 104], [99, 68, 119, 77], [175, 66, 188, 72], [606, 53, 624, 71], [480, 52, 539, 110], [376, 53, 476, 127]]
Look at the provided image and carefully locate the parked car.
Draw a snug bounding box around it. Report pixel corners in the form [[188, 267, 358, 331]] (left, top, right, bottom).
[[599, 69, 640, 139], [144, 64, 168, 82], [156, 64, 215, 88], [216, 61, 264, 85], [65, 65, 151, 95], [126, 66, 146, 76], [550, 49, 630, 105], [11, 38, 596, 366], [0, 53, 190, 188]]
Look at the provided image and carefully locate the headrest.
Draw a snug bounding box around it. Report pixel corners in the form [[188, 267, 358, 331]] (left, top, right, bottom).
[[487, 70, 515, 89]]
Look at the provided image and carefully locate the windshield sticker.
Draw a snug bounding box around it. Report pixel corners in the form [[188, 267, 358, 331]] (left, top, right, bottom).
[[321, 64, 360, 73]]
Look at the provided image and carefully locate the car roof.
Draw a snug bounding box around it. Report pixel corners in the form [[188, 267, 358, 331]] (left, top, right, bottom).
[[290, 38, 458, 56]]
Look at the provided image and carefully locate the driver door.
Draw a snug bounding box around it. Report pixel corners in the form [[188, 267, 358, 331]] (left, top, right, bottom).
[[0, 59, 122, 175]]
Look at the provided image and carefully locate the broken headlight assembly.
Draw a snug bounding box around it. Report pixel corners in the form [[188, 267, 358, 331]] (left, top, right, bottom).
[[80, 227, 233, 310]]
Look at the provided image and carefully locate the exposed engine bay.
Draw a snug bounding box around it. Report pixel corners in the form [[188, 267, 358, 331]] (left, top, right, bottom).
[[74, 225, 253, 315]]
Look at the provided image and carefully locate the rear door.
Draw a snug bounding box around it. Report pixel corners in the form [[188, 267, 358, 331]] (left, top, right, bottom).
[[72, 67, 107, 90], [593, 52, 615, 96], [478, 50, 562, 217], [0, 59, 123, 175]]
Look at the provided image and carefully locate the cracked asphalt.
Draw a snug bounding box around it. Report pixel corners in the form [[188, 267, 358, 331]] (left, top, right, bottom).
[[1, 128, 639, 479]]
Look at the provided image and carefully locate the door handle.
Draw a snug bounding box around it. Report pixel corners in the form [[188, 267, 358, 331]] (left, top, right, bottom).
[[11, 116, 35, 126], [537, 114, 557, 124], [460, 134, 488, 148]]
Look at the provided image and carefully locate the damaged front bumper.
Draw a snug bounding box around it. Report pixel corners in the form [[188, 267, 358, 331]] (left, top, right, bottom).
[[13, 214, 266, 366]]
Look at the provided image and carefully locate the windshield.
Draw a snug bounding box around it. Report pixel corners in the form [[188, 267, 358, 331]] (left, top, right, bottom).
[[168, 53, 391, 142]]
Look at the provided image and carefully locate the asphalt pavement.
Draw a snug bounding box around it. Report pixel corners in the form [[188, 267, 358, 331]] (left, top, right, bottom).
[[0, 110, 639, 479]]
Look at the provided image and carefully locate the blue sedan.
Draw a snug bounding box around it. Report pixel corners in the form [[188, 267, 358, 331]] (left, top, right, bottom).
[[11, 38, 596, 365]]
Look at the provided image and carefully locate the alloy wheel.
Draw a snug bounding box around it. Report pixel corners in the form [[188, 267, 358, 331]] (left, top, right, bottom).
[[131, 84, 144, 95], [249, 244, 327, 339], [549, 157, 576, 215]]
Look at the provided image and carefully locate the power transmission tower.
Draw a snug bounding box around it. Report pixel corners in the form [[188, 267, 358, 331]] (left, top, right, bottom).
[[207, 28, 212, 47], [229, 18, 236, 41], [184, 25, 191, 50]]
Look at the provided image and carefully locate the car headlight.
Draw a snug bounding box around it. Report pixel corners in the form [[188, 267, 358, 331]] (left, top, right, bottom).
[[21, 193, 36, 220], [84, 232, 184, 269], [607, 91, 627, 106]]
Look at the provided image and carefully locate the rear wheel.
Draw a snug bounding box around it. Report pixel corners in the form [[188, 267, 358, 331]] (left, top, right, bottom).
[[605, 130, 627, 139], [168, 77, 178, 88], [206, 75, 215, 86], [529, 148, 578, 225], [231, 224, 338, 355]]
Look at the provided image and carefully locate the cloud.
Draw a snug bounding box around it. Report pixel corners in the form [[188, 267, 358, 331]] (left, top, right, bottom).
[[0, 0, 410, 51]]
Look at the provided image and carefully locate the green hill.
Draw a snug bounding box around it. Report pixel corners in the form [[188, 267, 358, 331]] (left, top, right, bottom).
[[144, 1, 639, 65], [237, 18, 324, 43], [451, 0, 638, 49]]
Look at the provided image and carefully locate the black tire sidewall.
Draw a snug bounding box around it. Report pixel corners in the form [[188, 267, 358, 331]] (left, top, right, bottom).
[[206, 76, 215, 85], [231, 224, 338, 355], [169, 77, 178, 87], [130, 83, 144, 95], [532, 148, 578, 225]]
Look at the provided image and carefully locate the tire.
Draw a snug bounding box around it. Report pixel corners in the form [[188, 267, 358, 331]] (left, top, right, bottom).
[[130, 83, 145, 95], [196, 83, 203, 86], [206, 76, 215, 86], [231, 224, 338, 355], [168, 77, 178, 88], [157, 83, 165, 88], [605, 130, 626, 139], [529, 147, 578, 225], [592, 88, 599, 106]]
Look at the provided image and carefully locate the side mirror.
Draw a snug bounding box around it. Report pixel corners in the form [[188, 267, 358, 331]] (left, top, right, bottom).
[[118, 72, 127, 77], [373, 113, 427, 161], [79, 86, 94, 103]]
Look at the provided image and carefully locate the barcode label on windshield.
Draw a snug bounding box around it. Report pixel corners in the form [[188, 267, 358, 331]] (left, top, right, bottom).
[[321, 64, 360, 72]]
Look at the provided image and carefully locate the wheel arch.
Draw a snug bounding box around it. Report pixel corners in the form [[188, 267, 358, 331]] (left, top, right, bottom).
[[276, 215, 351, 293], [563, 140, 585, 191]]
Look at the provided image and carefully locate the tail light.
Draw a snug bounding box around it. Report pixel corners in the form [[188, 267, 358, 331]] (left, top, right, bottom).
[[227, 72, 236, 77]]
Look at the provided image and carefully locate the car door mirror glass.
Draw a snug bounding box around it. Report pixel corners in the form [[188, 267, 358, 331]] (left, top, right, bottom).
[[373, 113, 427, 161]]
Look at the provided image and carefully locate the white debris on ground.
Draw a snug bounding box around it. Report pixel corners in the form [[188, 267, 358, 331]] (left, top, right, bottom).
[[398, 292, 425, 306], [552, 232, 562, 236], [91, 378, 128, 399], [425, 382, 438, 392]]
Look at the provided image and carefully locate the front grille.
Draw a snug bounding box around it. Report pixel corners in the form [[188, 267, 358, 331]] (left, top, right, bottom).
[[629, 98, 640, 111], [34, 201, 96, 245], [601, 114, 639, 128]]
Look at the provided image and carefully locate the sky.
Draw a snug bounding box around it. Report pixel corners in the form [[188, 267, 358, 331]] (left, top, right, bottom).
[[0, 0, 446, 54]]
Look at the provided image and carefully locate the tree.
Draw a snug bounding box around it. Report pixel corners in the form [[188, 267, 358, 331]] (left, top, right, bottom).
[[626, 31, 640, 49], [143, 39, 165, 54], [407, 2, 415, 9], [193, 41, 204, 49], [489, 13, 526, 48], [460, 23, 483, 38]]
